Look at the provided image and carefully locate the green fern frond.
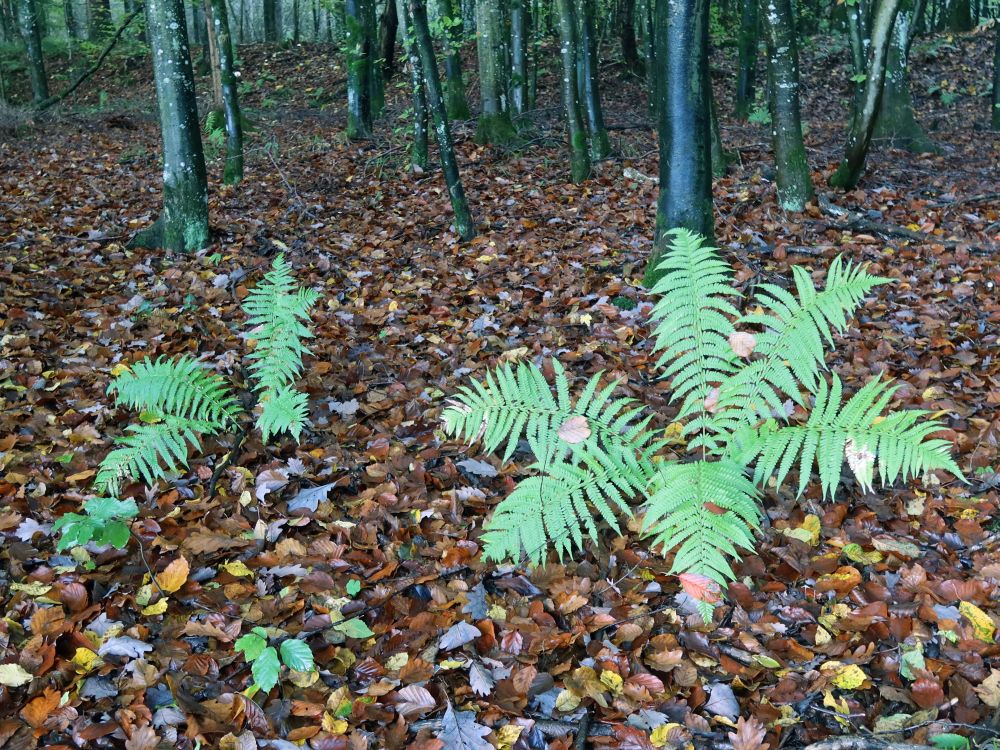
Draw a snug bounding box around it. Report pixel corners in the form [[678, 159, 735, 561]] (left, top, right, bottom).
[[257, 388, 310, 442], [242, 254, 320, 394], [108, 355, 242, 426], [94, 415, 220, 496], [747, 374, 963, 497], [642, 460, 762, 586], [648, 229, 742, 423]]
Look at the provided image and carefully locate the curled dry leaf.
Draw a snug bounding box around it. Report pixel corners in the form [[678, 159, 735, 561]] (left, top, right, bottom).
[[557, 415, 591, 444]]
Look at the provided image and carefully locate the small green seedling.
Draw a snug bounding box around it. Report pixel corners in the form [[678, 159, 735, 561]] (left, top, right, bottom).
[[52, 497, 139, 552], [346, 579, 361, 597], [234, 627, 316, 694]]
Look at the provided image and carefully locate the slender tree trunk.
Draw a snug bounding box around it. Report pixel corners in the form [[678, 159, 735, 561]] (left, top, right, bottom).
[[644, 0, 714, 285], [396, 0, 429, 170], [380, 1, 399, 78], [992, 22, 1000, 129], [345, 0, 373, 138], [644, 0, 656, 117], [761, 0, 813, 210], [88, 0, 110, 38], [436, 0, 470, 119], [475, 0, 516, 143], [65, 0, 78, 39], [135, 0, 210, 252], [619, 0, 642, 73], [292, 0, 299, 40], [874, 0, 936, 151], [579, 0, 610, 158], [18, 0, 48, 102], [205, 0, 223, 107], [734, 0, 759, 119], [510, 0, 528, 114], [263, 0, 279, 41], [408, 0, 476, 239], [210, 0, 243, 183], [829, 0, 902, 189], [555, 0, 590, 181], [529, 0, 540, 104], [709, 83, 730, 176], [367, 0, 384, 117]]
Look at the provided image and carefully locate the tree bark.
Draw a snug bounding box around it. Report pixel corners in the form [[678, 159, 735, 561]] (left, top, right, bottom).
[[367, 0, 384, 117], [210, 0, 243, 184], [947, 0, 972, 30], [345, 0, 373, 139], [18, 0, 48, 102], [644, 0, 714, 285], [474, 0, 516, 143], [829, 0, 902, 189], [873, 0, 936, 152], [436, 0, 470, 119], [734, 0, 759, 119], [396, 0, 429, 171], [579, 0, 610, 159], [554, 0, 590, 182], [619, 0, 642, 73], [135, 0, 210, 252], [379, 0, 398, 78], [263, 0, 279, 41], [204, 0, 222, 106], [65, 0, 78, 39], [408, 0, 476, 240], [88, 0, 110, 38], [993, 21, 1000, 129], [510, 0, 528, 114], [761, 0, 813, 210], [709, 83, 730, 177]]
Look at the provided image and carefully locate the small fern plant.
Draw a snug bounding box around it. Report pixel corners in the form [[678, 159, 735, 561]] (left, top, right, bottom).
[[90, 254, 319, 502], [442, 230, 962, 619]]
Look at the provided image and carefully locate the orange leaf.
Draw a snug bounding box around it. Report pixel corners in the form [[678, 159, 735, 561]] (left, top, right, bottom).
[[678, 572, 722, 604], [155, 556, 190, 594]]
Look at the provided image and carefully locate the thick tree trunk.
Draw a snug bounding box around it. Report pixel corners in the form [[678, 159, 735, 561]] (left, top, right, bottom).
[[829, 0, 902, 189], [88, 0, 110, 38], [210, 0, 243, 184], [137, 0, 210, 252], [619, 0, 642, 73], [263, 0, 279, 41], [555, 0, 590, 182], [993, 23, 1000, 130], [436, 0, 470, 119], [761, 0, 813, 210], [408, 0, 476, 239], [396, 0, 429, 170], [379, 0, 398, 78], [579, 0, 610, 159], [510, 0, 528, 114], [345, 0, 373, 139], [874, 0, 936, 151], [65, 0, 78, 39], [644, 0, 714, 285], [734, 0, 759, 119], [18, 0, 48, 102], [475, 0, 516, 143], [947, 0, 972, 30]]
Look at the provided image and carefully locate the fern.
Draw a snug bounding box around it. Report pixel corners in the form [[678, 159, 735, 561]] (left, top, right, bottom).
[[444, 230, 963, 619], [257, 388, 310, 443]]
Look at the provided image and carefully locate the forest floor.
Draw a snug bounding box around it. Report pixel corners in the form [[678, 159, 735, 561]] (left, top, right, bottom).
[[1, 27, 1000, 750]]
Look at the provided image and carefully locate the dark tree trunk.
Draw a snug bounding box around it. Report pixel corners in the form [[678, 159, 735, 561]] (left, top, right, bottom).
[[65, 0, 78, 39], [555, 0, 590, 181], [829, 0, 902, 189], [436, 0, 470, 119], [263, 0, 279, 41], [379, 0, 398, 78], [947, 0, 972, 30], [408, 0, 476, 239], [396, 0, 429, 170], [734, 0, 759, 119], [88, 0, 110, 38], [619, 0, 642, 73], [18, 0, 48, 101], [644, 0, 714, 285], [510, 0, 528, 114], [210, 0, 243, 183], [136, 0, 210, 252], [345, 0, 373, 138], [475, 0, 516, 143], [367, 0, 384, 116], [993, 22, 1000, 129], [579, 0, 610, 159], [874, 0, 936, 151], [709, 83, 730, 176], [761, 0, 813, 210]]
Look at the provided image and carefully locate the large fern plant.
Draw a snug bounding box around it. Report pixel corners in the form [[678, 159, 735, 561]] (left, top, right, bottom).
[[94, 254, 319, 498], [442, 230, 962, 618]]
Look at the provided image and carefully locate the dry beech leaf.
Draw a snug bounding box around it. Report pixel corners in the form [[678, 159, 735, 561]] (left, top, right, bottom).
[[558, 415, 591, 444], [678, 572, 722, 604], [728, 715, 769, 750], [155, 556, 190, 594], [394, 685, 436, 717], [728, 331, 757, 358]]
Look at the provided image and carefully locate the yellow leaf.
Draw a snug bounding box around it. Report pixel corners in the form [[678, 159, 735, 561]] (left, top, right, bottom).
[[815, 626, 832, 645], [842, 543, 883, 566], [141, 599, 169, 616], [439, 659, 465, 670], [784, 514, 821, 545], [0, 664, 34, 686], [322, 713, 348, 734], [71, 648, 102, 673], [10, 582, 52, 597], [823, 690, 852, 727], [975, 669, 1000, 707], [385, 653, 409, 672], [959, 601, 996, 642], [649, 723, 681, 748], [824, 662, 868, 690], [497, 725, 523, 750], [555, 689, 581, 712], [600, 670, 623, 696], [155, 556, 190, 593], [289, 669, 319, 688], [110, 363, 132, 378], [221, 560, 254, 578]]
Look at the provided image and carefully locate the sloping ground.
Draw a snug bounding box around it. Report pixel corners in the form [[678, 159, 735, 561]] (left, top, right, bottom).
[[0, 30, 999, 750]]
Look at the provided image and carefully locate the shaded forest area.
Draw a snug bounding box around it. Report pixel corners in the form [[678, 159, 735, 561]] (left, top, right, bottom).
[[2, 0, 1000, 749]]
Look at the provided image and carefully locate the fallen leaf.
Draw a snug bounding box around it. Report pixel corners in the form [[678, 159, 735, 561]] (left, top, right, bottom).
[[557, 415, 591, 444]]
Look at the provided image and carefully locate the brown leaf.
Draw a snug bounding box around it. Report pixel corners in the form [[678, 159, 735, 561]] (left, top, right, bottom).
[[124, 725, 160, 750], [394, 685, 436, 718], [155, 556, 190, 594], [728, 715, 769, 750], [728, 331, 758, 358], [557, 415, 591, 444], [20, 687, 61, 729]]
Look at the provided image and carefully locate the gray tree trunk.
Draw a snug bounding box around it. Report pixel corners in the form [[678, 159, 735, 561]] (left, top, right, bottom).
[[134, 0, 210, 252], [993, 22, 1000, 130], [437, 0, 470, 119], [761, 0, 813, 210], [345, 0, 373, 139], [396, 0, 429, 171], [555, 0, 590, 182], [408, 0, 476, 239], [474, 0, 516, 143], [17, 0, 48, 101], [210, 0, 243, 183], [579, 0, 610, 159], [734, 0, 759, 119], [510, 0, 528, 114], [65, 0, 78, 39], [874, 0, 935, 151]]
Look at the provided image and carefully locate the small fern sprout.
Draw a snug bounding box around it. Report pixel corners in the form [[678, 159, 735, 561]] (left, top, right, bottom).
[[445, 229, 964, 621]]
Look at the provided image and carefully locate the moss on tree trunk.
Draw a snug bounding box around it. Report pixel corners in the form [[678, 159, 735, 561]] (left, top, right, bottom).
[[474, 0, 516, 144], [555, 0, 591, 182], [396, 0, 429, 171], [210, 0, 244, 184], [17, 0, 48, 102]]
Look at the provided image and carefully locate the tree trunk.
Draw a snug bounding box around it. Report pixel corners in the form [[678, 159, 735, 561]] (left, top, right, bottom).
[[510, 0, 528, 114], [65, 0, 78, 39], [619, 0, 642, 73], [734, 0, 759, 119], [210, 0, 243, 183], [947, 0, 972, 30], [992, 22, 1000, 129], [379, 0, 398, 78], [136, 0, 210, 252], [263, 0, 279, 41], [367, 0, 384, 117], [644, 0, 714, 285], [874, 0, 936, 151], [205, 0, 222, 106], [436, 0, 470, 119], [579, 0, 610, 159], [474, 0, 516, 143], [709, 83, 730, 176], [761, 0, 813, 210], [18, 0, 48, 102], [88, 0, 110, 38], [408, 0, 476, 239], [829, 0, 902, 189], [555, 0, 590, 181], [345, 0, 373, 138], [396, 0, 429, 170]]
